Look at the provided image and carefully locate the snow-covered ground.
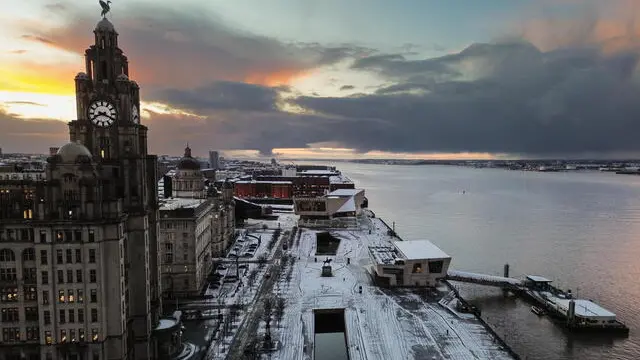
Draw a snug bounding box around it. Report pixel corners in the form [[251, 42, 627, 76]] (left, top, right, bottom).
[[268, 215, 515, 360]]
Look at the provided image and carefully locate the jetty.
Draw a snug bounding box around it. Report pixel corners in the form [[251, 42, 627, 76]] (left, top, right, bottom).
[[445, 267, 630, 335]]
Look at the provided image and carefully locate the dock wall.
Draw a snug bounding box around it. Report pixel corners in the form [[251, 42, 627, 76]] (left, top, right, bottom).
[[444, 280, 521, 360], [376, 216, 405, 241]]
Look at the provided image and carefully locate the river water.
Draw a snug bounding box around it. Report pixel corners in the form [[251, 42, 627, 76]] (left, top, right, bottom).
[[304, 162, 640, 360]]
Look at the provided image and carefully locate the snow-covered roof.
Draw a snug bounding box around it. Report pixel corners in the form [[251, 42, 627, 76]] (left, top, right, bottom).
[[154, 318, 178, 331], [329, 175, 352, 184], [554, 299, 616, 319], [298, 169, 338, 176], [526, 275, 553, 283], [235, 180, 292, 185], [336, 197, 356, 213], [159, 198, 205, 211], [327, 188, 364, 197], [394, 240, 451, 260]]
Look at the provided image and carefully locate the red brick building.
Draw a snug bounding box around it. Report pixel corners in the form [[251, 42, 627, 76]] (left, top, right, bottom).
[[233, 180, 292, 199]]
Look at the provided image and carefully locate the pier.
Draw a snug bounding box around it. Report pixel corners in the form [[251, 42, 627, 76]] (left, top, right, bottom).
[[445, 267, 630, 335]]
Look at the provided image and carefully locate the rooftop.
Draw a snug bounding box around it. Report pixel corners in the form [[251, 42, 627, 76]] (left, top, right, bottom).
[[554, 298, 616, 318], [526, 275, 553, 283], [394, 240, 451, 260], [159, 198, 206, 211], [327, 188, 364, 197], [234, 180, 293, 185]]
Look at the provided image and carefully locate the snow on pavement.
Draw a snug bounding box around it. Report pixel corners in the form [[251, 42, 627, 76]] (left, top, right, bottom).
[[268, 215, 515, 360]]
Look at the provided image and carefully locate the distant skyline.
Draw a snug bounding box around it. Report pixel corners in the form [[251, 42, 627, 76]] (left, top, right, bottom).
[[2, 0, 640, 159]]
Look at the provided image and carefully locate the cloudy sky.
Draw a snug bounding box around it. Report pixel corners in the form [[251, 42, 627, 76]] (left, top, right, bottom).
[[2, 0, 640, 159]]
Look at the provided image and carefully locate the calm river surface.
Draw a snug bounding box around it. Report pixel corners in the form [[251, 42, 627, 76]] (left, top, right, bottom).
[[301, 162, 640, 360]]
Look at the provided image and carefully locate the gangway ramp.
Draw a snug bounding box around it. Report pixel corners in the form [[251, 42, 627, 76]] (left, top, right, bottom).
[[446, 270, 523, 289]]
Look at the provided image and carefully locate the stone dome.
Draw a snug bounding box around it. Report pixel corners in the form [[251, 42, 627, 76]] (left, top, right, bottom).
[[95, 18, 115, 32], [176, 145, 201, 170], [116, 73, 129, 81], [57, 141, 92, 163], [75, 72, 89, 80]]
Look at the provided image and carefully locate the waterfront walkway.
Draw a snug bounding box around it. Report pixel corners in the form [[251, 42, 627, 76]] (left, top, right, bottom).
[[270, 215, 515, 360]]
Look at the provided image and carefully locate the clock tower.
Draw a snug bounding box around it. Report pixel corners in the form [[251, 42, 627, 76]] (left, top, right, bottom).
[[69, 17, 161, 359]]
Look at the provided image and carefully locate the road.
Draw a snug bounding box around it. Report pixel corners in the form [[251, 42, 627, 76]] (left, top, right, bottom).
[[216, 229, 291, 360]]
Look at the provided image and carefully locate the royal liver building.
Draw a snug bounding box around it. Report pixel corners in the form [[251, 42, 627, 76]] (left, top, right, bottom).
[[0, 15, 162, 360]]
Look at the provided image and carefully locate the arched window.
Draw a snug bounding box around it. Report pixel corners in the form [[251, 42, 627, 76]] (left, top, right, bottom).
[[0, 249, 15, 262], [22, 248, 35, 262]]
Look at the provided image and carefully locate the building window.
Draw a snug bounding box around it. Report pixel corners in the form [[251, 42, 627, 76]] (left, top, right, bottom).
[[40, 250, 47, 265], [25, 306, 38, 321], [43, 310, 51, 325], [2, 327, 20, 342], [89, 249, 96, 263], [79, 329, 85, 342], [0, 248, 15, 261], [67, 269, 73, 283], [75, 249, 82, 263], [26, 326, 39, 341], [78, 289, 84, 303], [164, 243, 173, 264], [0, 268, 17, 281], [78, 308, 84, 322], [56, 250, 63, 264], [66, 249, 72, 263], [56, 231, 63, 242], [88, 230, 95, 242], [0, 287, 18, 302], [70, 329, 76, 342], [428, 260, 444, 274], [58, 290, 65, 303], [90, 270, 96, 283], [68, 289, 75, 303], [90, 289, 97, 303], [42, 290, 49, 305], [39, 231, 46, 243], [69, 309, 75, 323], [74, 230, 82, 242], [0, 268, 17, 282], [24, 286, 37, 301], [91, 308, 98, 322], [60, 329, 67, 343], [1, 307, 19, 322], [45, 330, 52, 345], [22, 248, 35, 261], [76, 269, 83, 283], [23, 267, 37, 282], [59, 309, 66, 323], [412, 263, 423, 274], [57, 270, 63, 284], [91, 329, 99, 342]]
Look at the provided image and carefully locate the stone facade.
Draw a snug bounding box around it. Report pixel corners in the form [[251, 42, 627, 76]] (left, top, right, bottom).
[[158, 150, 235, 300], [0, 17, 160, 360]]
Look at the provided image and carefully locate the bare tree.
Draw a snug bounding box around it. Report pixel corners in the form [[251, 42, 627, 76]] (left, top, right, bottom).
[[275, 296, 286, 326]]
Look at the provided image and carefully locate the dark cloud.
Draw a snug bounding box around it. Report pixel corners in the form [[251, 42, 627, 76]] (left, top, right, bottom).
[[154, 81, 283, 112], [288, 42, 640, 155], [340, 85, 355, 91], [20, 35, 54, 45]]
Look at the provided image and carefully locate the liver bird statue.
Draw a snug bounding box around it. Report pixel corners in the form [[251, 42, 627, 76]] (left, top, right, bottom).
[[99, 0, 111, 18]]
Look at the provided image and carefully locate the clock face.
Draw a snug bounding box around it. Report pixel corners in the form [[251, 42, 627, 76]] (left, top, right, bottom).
[[131, 105, 140, 124], [88, 100, 117, 127]]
